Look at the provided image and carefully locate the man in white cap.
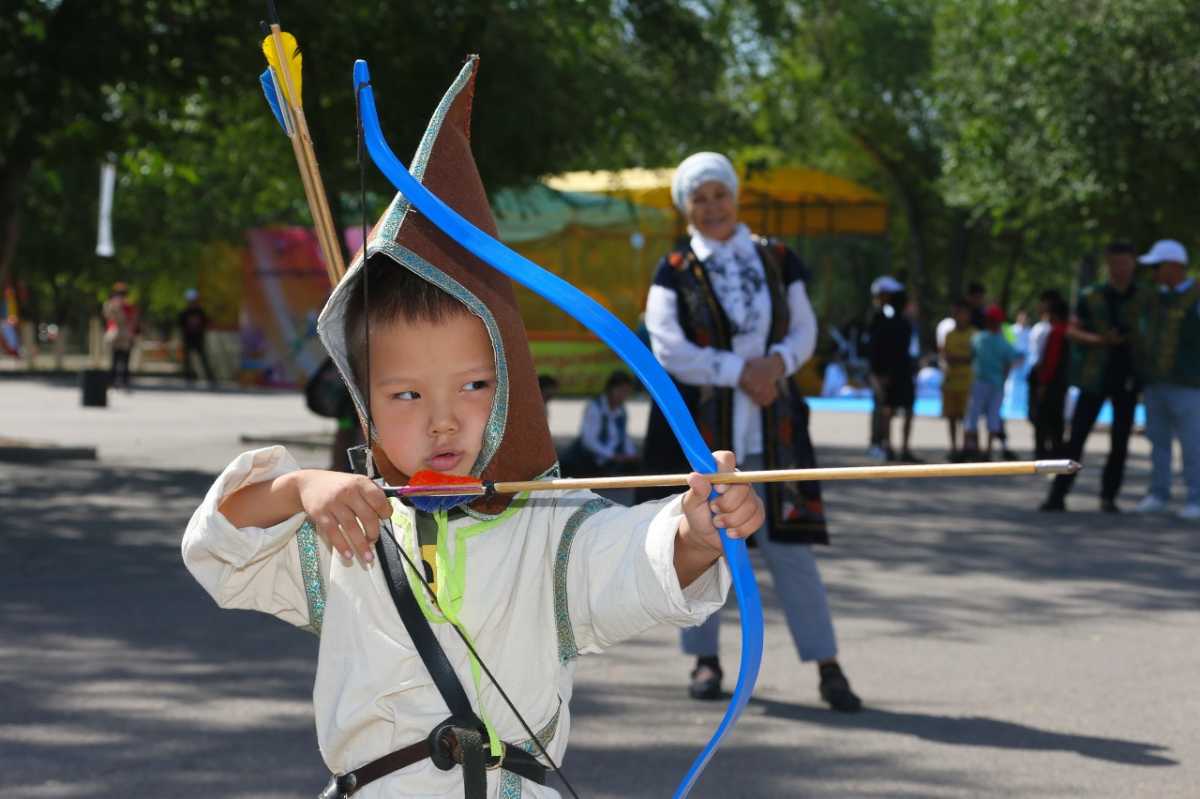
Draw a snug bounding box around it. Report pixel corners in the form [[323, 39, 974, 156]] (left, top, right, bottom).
[[866, 276, 918, 461], [1133, 239, 1200, 519]]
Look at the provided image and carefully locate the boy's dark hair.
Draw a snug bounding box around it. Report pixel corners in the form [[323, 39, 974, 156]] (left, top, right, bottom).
[[1049, 297, 1070, 320], [1105, 240, 1135, 256], [342, 255, 472, 395], [951, 298, 970, 312], [604, 370, 634, 393], [1039, 288, 1064, 305], [967, 281, 986, 296]]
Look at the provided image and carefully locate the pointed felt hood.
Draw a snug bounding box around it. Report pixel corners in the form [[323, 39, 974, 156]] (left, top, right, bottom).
[[317, 56, 557, 514]]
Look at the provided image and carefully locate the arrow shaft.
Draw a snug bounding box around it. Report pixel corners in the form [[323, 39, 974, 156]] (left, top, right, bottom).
[[389, 460, 1079, 498], [493, 459, 1074, 493]]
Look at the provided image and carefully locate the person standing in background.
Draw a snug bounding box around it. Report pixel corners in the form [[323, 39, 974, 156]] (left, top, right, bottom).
[[1024, 291, 1059, 441], [178, 288, 217, 388], [963, 305, 1019, 459], [866, 277, 918, 462], [639, 151, 861, 712], [1131, 240, 1200, 519], [966, 282, 988, 330], [1005, 310, 1032, 421], [963, 283, 1017, 458], [1029, 295, 1070, 460], [1042, 243, 1142, 513], [103, 281, 138, 389], [939, 299, 974, 461]]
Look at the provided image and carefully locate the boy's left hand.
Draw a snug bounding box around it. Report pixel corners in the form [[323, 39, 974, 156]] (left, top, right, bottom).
[[678, 450, 764, 561]]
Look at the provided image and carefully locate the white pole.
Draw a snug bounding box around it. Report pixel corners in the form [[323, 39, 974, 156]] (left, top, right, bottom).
[[96, 161, 116, 257]]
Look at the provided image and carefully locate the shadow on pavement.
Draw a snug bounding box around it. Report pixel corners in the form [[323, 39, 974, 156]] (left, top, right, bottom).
[[809, 445, 1200, 637], [1, 461, 325, 797], [549, 736, 993, 799], [2, 442, 1195, 796], [750, 696, 1177, 767]]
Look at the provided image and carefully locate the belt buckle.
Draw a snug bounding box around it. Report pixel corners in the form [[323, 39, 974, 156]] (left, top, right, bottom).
[[337, 773, 358, 794], [317, 772, 357, 799], [485, 742, 507, 771]]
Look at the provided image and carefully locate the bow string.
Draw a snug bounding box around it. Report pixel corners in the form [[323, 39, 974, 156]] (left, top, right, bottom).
[[352, 59, 764, 798]]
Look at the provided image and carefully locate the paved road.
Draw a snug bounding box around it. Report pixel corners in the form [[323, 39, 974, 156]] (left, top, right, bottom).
[[2, 377, 1197, 797]]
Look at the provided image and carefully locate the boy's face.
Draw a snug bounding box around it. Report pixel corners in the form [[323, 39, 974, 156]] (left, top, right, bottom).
[[368, 311, 496, 477], [953, 307, 970, 325]]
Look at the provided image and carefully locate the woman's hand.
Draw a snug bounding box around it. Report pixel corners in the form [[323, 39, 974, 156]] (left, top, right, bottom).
[[739, 355, 785, 407], [292, 470, 393, 564], [674, 450, 764, 587]]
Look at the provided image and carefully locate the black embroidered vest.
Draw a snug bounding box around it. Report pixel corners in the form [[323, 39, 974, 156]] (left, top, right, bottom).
[[638, 238, 829, 545]]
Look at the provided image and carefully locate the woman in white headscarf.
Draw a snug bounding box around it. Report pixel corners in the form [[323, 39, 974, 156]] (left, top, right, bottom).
[[636, 152, 862, 711]]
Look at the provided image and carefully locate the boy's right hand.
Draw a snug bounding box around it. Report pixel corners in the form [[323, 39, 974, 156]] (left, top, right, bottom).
[[292, 470, 393, 564]]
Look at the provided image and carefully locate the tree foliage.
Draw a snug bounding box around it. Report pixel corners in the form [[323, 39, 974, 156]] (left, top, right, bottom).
[[935, 0, 1200, 245], [5, 0, 748, 327], [8, 0, 1200, 338]]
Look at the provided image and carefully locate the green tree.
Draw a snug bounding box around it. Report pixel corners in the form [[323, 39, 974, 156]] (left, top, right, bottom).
[[8, 1, 752, 327], [935, 0, 1200, 270], [0, 0, 256, 295], [741, 0, 996, 322]]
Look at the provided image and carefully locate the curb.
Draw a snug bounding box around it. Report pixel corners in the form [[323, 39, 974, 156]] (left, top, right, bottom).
[[0, 445, 99, 463]]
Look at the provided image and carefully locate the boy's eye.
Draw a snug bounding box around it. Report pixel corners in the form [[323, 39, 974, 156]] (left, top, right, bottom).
[[462, 380, 491, 392], [391, 390, 419, 400]]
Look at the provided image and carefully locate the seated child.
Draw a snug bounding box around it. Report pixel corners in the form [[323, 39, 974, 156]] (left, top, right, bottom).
[[536, 373, 559, 416], [182, 57, 761, 799], [561, 370, 640, 477]]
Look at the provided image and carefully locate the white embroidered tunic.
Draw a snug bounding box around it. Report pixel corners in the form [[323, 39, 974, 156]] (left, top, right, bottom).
[[182, 446, 730, 798]]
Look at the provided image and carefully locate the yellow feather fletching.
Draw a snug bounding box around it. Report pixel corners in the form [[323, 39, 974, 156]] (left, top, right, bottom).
[[261, 30, 303, 108]]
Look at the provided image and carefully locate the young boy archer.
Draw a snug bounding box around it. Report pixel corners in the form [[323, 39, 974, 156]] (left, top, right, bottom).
[[182, 58, 762, 798]]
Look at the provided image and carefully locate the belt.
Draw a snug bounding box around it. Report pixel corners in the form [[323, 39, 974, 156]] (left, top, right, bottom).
[[318, 718, 548, 799]]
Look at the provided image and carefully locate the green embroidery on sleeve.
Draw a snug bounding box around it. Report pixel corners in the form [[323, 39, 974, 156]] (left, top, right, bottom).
[[499, 701, 561, 798], [295, 520, 326, 636], [553, 497, 616, 662]]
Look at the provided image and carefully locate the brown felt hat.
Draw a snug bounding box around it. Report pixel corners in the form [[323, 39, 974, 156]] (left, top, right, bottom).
[[317, 56, 556, 514]]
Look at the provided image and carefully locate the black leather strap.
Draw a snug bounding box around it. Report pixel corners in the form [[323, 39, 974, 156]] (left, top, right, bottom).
[[492, 744, 548, 784], [318, 739, 431, 798], [362, 527, 547, 796], [456, 726, 488, 798], [373, 528, 490, 798], [321, 729, 548, 798], [374, 529, 477, 721]]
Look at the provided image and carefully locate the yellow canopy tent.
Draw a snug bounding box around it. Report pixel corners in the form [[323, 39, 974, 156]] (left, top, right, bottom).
[[545, 166, 888, 237], [497, 166, 889, 395]]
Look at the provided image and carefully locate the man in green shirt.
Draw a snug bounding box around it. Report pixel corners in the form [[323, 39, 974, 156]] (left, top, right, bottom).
[[1041, 242, 1142, 513], [1132, 239, 1200, 520]]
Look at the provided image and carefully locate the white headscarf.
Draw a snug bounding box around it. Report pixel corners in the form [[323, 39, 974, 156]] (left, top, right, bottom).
[[671, 152, 739, 213]]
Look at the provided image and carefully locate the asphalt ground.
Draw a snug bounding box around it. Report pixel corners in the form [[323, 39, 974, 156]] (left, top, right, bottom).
[[1, 376, 1197, 798]]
